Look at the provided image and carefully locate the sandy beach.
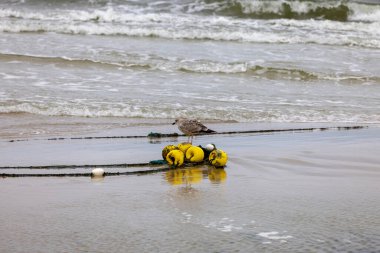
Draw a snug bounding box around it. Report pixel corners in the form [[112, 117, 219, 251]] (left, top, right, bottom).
[[1, 122, 380, 252], [1, 0, 380, 252]]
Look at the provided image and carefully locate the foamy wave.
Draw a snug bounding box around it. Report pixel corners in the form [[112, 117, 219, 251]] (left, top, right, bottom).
[[1, 53, 378, 83], [0, 9, 46, 20], [1, 102, 380, 124], [2, 1, 380, 23], [0, 103, 159, 118], [1, 20, 379, 48], [0, 8, 177, 23], [0, 5, 379, 48]]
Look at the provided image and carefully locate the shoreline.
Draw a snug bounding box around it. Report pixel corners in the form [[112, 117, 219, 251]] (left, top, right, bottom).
[[1, 122, 379, 169], [1, 112, 378, 141]]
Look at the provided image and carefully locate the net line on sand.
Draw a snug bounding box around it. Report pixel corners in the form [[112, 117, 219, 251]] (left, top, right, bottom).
[[6, 125, 367, 143], [0, 125, 367, 177], [0, 167, 171, 178]]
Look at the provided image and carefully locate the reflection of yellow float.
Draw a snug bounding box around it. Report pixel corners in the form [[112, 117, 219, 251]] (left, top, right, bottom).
[[209, 149, 228, 167], [185, 168, 202, 184], [165, 168, 203, 185], [165, 169, 184, 185], [208, 168, 227, 183]]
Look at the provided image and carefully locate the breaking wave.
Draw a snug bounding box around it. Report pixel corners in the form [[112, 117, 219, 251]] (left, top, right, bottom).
[[189, 0, 379, 22], [1, 53, 377, 82], [0, 0, 380, 48], [1, 102, 380, 123], [194, 0, 351, 21], [2, 0, 380, 22]]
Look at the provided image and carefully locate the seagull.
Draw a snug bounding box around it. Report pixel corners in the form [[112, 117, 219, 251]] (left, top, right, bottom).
[[172, 118, 216, 143]]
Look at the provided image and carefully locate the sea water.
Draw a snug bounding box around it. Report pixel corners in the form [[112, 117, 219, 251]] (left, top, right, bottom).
[[0, 0, 380, 135]]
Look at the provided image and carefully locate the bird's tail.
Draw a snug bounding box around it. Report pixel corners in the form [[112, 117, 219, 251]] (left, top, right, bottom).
[[203, 128, 216, 134]]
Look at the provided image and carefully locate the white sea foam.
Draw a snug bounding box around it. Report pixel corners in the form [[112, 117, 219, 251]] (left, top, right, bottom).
[[0, 9, 46, 20], [349, 2, 380, 22], [203, 217, 244, 232], [257, 231, 293, 240], [0, 72, 23, 79]]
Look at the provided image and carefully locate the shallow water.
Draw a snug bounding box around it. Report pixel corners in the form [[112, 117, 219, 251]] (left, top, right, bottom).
[[1, 128, 380, 252]]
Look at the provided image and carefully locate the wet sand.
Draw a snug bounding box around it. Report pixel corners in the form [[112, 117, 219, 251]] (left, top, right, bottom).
[[1, 124, 380, 252]]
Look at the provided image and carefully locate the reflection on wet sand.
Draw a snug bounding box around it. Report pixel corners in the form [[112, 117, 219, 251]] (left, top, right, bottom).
[[90, 177, 105, 183], [208, 168, 227, 184], [164, 166, 227, 186]]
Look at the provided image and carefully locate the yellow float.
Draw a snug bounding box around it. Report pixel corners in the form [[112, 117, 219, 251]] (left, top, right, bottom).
[[185, 146, 205, 163], [166, 149, 185, 167], [209, 149, 228, 167], [161, 143, 228, 168], [162, 144, 178, 160], [177, 142, 192, 154]]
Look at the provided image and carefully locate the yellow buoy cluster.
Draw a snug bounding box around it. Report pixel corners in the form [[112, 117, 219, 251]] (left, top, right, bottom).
[[162, 142, 228, 168]]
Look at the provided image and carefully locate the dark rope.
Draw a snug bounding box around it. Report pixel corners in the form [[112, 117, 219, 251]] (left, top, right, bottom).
[[0, 167, 171, 178], [6, 125, 367, 143], [0, 162, 219, 178], [216, 125, 366, 135], [0, 162, 160, 170]]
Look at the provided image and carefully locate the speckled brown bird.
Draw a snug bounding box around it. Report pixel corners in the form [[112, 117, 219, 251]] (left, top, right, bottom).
[[172, 118, 216, 143]]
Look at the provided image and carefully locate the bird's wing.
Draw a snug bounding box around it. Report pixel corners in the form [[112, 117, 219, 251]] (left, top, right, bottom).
[[188, 119, 208, 132]]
